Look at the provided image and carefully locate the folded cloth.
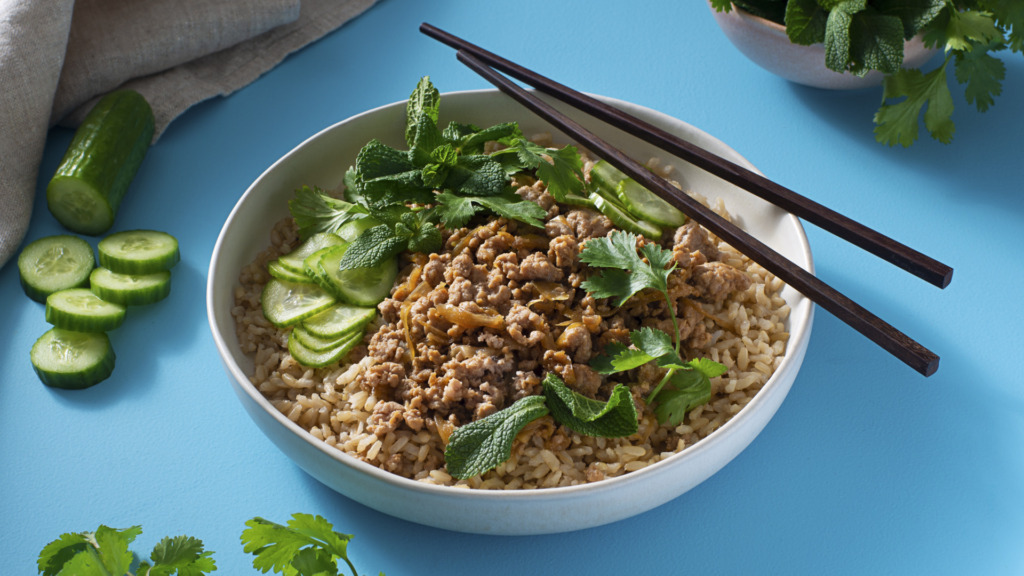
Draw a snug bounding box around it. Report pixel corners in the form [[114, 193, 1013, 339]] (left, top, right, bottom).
[[0, 0, 378, 270]]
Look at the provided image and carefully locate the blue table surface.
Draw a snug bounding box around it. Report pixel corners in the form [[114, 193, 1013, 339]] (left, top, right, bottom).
[[4, 1, 1023, 573]]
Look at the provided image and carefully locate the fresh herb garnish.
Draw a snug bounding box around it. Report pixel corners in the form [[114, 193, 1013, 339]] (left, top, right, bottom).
[[443, 395, 550, 480], [37, 524, 216, 576], [580, 230, 728, 426], [241, 513, 379, 576], [712, 0, 1024, 146], [301, 76, 585, 271], [541, 373, 638, 438]]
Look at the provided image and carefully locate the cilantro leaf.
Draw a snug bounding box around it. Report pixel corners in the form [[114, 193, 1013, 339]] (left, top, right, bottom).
[[579, 230, 674, 307], [874, 59, 955, 146], [142, 535, 217, 576], [955, 41, 1007, 112], [241, 513, 354, 576], [941, 9, 1004, 52], [444, 395, 550, 479], [38, 532, 91, 576], [651, 358, 728, 426], [542, 373, 638, 438], [450, 121, 522, 155], [982, 0, 1024, 52], [589, 327, 685, 374], [434, 190, 547, 229], [589, 341, 629, 375], [492, 139, 586, 201], [289, 186, 369, 241]]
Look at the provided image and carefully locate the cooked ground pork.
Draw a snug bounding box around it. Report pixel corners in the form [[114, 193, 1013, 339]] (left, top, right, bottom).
[[362, 176, 751, 438]]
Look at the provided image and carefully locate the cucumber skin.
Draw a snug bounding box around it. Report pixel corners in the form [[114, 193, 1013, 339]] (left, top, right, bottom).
[[47, 90, 155, 235], [30, 329, 116, 390]]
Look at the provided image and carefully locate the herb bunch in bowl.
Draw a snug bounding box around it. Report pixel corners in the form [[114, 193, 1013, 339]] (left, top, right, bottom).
[[711, 0, 1023, 147]]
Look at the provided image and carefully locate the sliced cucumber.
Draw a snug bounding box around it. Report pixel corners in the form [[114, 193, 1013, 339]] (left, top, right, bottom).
[[30, 328, 116, 389], [301, 303, 377, 339], [276, 232, 346, 275], [302, 246, 337, 282], [46, 90, 155, 235], [589, 193, 663, 240], [336, 216, 380, 242], [287, 328, 363, 368], [314, 244, 398, 306], [97, 229, 179, 274], [261, 278, 336, 328], [17, 235, 95, 303], [616, 178, 686, 228], [291, 325, 354, 352], [589, 159, 629, 193], [268, 260, 313, 283], [561, 193, 596, 209], [89, 267, 171, 306], [46, 288, 126, 332]]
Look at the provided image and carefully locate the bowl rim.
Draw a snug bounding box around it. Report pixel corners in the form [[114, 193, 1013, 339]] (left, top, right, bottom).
[[206, 88, 814, 503]]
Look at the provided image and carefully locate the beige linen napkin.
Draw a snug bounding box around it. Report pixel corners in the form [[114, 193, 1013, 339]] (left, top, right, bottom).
[[0, 0, 378, 270]]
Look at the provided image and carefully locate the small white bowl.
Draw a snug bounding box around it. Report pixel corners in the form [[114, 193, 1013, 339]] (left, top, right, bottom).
[[207, 89, 814, 535], [708, 1, 937, 90]]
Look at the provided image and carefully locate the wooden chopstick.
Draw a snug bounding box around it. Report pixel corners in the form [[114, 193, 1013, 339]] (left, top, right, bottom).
[[420, 22, 953, 290], [441, 46, 939, 376]]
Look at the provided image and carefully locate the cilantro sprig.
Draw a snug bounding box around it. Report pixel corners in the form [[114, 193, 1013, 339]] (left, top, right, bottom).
[[713, 0, 1023, 146], [38, 514, 381, 576], [37, 524, 216, 576], [580, 230, 728, 426]]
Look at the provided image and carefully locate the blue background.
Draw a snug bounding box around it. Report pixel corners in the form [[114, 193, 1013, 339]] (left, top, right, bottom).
[[3, 1, 1022, 573]]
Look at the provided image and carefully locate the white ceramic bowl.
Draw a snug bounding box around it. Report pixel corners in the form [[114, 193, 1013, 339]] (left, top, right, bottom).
[[207, 89, 814, 535], [708, 1, 937, 90]]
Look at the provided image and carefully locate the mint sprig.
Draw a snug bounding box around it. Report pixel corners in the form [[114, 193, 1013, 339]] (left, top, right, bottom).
[[443, 395, 550, 480]]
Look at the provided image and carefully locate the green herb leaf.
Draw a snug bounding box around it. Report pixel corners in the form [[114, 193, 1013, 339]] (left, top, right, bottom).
[[492, 139, 586, 201], [443, 154, 509, 197], [142, 535, 217, 576], [289, 186, 368, 241], [37, 525, 143, 576], [434, 190, 547, 229], [847, 8, 906, 75], [785, 0, 829, 45], [941, 9, 1003, 52], [955, 42, 1007, 112], [406, 76, 441, 148], [824, 1, 863, 72], [579, 230, 674, 307], [983, 0, 1024, 52], [542, 373, 638, 438], [451, 121, 522, 155], [651, 358, 728, 426], [874, 60, 955, 146], [38, 532, 91, 576], [875, 0, 945, 39], [241, 514, 354, 576], [444, 395, 549, 479], [589, 327, 685, 374], [336, 224, 409, 271]]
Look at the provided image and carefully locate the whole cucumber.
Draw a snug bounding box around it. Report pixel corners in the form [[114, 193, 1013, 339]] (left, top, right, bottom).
[[46, 90, 155, 235]]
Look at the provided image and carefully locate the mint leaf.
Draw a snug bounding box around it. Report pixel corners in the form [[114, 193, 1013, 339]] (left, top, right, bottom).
[[579, 230, 674, 307], [406, 76, 440, 148], [444, 395, 549, 479], [824, 1, 863, 72], [451, 121, 522, 155], [408, 112, 446, 167], [785, 0, 828, 45], [875, 0, 945, 38], [337, 224, 408, 271], [874, 60, 955, 146], [402, 210, 443, 254], [289, 186, 368, 240], [848, 8, 906, 75], [955, 42, 1006, 112], [443, 154, 509, 197], [542, 373, 638, 438]]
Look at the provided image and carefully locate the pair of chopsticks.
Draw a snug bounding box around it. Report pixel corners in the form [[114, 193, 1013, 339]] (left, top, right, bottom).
[[420, 23, 951, 377]]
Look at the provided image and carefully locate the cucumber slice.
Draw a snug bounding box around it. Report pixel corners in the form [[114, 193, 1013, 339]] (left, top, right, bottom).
[[17, 235, 95, 303], [589, 193, 663, 241], [561, 193, 596, 209], [46, 288, 126, 332], [277, 232, 346, 275], [302, 246, 337, 282], [336, 216, 380, 242], [30, 328, 116, 389], [97, 229, 179, 274], [287, 328, 363, 368], [301, 303, 377, 339], [268, 260, 313, 283], [46, 90, 155, 235], [616, 179, 686, 228], [291, 325, 355, 352], [589, 159, 629, 193], [89, 267, 171, 306], [261, 279, 336, 328], [314, 244, 398, 306]]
